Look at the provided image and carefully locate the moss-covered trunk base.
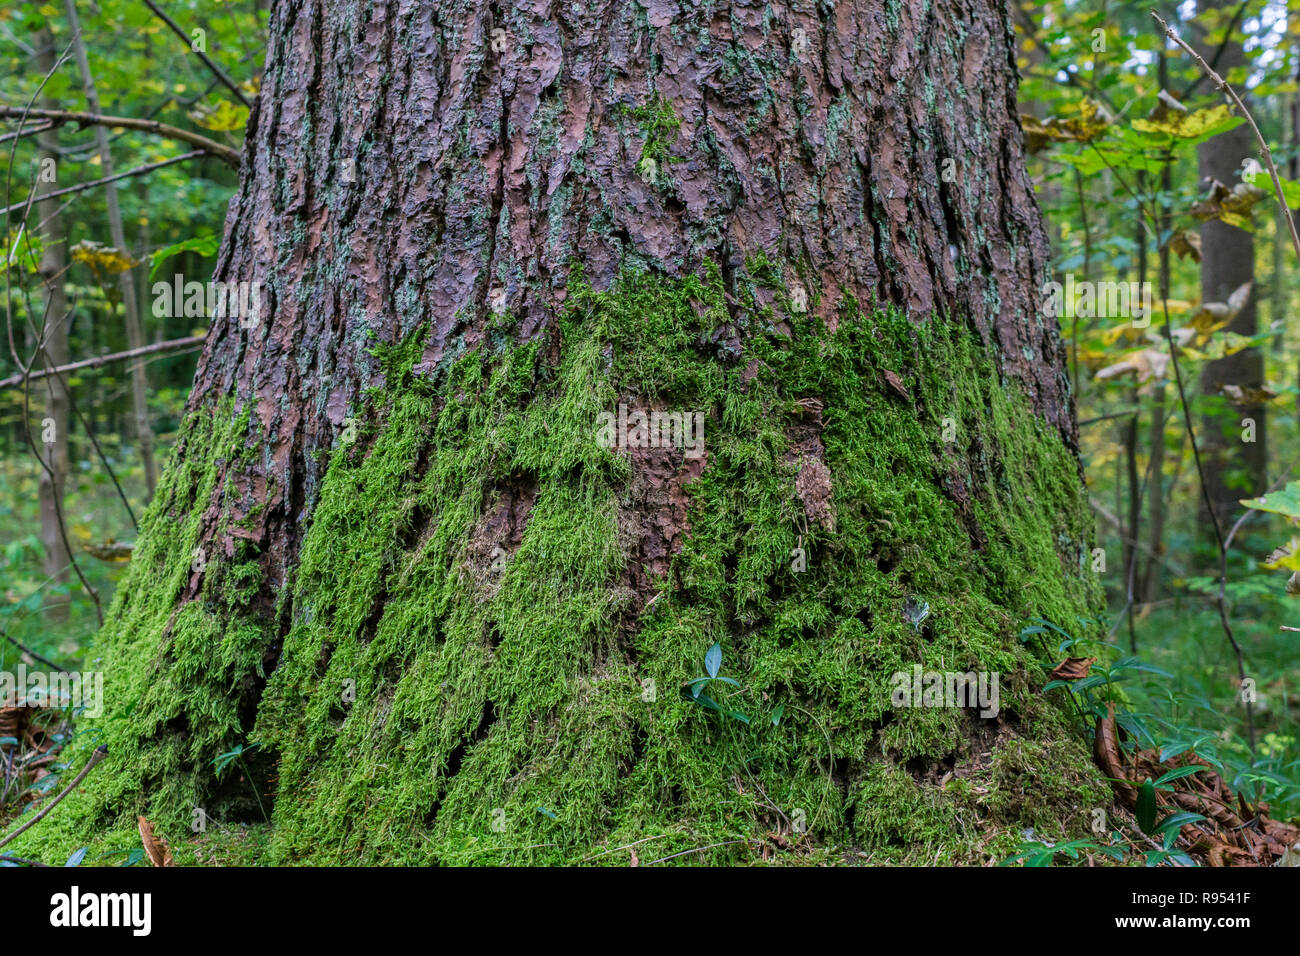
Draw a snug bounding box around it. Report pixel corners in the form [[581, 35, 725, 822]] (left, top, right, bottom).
[[12, 267, 1107, 865]]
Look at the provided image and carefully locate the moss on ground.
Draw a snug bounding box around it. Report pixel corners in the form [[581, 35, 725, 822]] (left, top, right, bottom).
[[10, 262, 1109, 865]]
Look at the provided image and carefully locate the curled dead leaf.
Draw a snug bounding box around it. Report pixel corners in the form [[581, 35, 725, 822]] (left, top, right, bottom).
[[1095, 348, 1170, 384], [1218, 383, 1277, 406], [1050, 657, 1095, 681], [1094, 702, 1136, 805], [1191, 180, 1267, 228], [1165, 227, 1201, 263], [1020, 99, 1109, 153], [882, 369, 910, 401], [138, 815, 175, 867]]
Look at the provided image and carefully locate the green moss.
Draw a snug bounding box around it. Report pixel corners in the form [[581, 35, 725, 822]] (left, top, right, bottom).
[[12, 262, 1107, 866], [7, 401, 279, 863], [626, 93, 682, 187]]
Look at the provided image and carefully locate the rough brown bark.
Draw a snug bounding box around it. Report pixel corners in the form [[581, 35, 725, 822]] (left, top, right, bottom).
[[194, 0, 1067, 588]]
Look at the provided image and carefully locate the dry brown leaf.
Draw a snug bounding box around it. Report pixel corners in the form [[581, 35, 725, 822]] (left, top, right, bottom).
[[1191, 180, 1267, 228], [1218, 383, 1277, 405], [1093, 702, 1136, 804], [1095, 348, 1170, 384], [1049, 657, 1095, 681], [1165, 227, 1201, 262], [1093, 702, 1300, 865], [138, 815, 175, 867]]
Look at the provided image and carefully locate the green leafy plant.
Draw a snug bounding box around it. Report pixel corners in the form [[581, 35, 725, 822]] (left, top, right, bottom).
[[211, 741, 269, 823], [1000, 837, 1126, 867], [683, 642, 749, 724]]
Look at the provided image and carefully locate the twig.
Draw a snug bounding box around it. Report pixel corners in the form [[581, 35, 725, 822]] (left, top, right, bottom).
[[142, 0, 252, 109], [0, 150, 205, 216], [644, 839, 756, 865], [0, 106, 240, 168], [1153, 12, 1300, 269], [0, 622, 68, 672], [578, 832, 677, 862], [0, 745, 107, 850], [1089, 497, 1188, 577], [1079, 407, 1141, 427], [0, 854, 51, 867], [0, 121, 54, 146], [1177, 0, 1251, 100], [0, 334, 207, 390]]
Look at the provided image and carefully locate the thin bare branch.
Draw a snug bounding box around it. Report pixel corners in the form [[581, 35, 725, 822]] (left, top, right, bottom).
[[0, 150, 205, 216], [0, 335, 207, 391], [0, 105, 240, 168], [1154, 12, 1300, 270], [142, 0, 253, 109]]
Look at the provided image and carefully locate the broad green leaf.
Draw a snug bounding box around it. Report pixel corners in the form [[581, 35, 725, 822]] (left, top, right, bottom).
[[149, 235, 220, 280], [704, 642, 722, 678], [1154, 811, 1205, 833], [1242, 481, 1300, 520], [1154, 766, 1204, 787]]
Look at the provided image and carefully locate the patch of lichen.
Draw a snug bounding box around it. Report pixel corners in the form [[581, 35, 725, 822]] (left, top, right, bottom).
[[11, 261, 1108, 866]]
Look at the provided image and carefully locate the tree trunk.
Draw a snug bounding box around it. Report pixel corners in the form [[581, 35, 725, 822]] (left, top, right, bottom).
[[34, 27, 72, 625], [63, 0, 159, 497], [25, 0, 1105, 865], [1194, 0, 1265, 528]]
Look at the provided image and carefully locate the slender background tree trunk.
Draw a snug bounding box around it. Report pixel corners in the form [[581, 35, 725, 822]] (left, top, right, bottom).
[[34, 26, 71, 625], [63, 0, 158, 497], [1195, 0, 1265, 528]]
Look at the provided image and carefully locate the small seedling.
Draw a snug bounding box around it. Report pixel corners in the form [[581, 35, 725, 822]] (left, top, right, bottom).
[[683, 642, 749, 724]]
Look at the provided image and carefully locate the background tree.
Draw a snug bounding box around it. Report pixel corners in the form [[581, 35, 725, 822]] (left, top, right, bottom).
[[1194, 0, 1267, 527], [33, 25, 71, 625]]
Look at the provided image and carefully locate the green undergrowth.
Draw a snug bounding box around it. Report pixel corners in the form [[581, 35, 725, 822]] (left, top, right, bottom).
[[11, 261, 1109, 865]]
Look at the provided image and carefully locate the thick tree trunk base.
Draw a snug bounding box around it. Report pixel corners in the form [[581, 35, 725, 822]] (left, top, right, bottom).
[[13, 267, 1106, 865]]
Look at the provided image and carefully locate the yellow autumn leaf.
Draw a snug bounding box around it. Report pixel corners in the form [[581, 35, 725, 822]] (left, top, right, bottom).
[[1021, 99, 1109, 153], [1198, 331, 1256, 359], [70, 239, 138, 276], [1100, 322, 1146, 346], [1264, 539, 1300, 572], [1132, 103, 1237, 139], [188, 100, 249, 132]]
